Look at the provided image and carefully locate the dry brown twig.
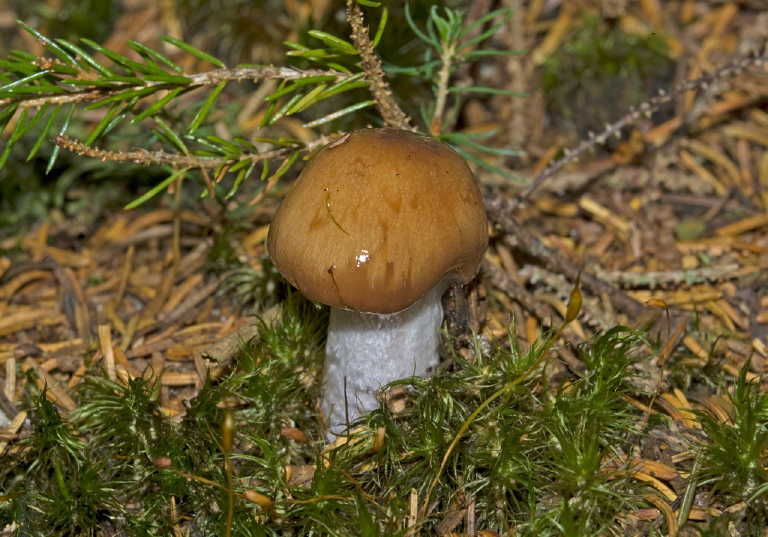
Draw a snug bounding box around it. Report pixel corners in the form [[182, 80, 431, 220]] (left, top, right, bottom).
[[45, 2, 416, 188], [484, 191, 668, 334], [488, 193, 644, 316]]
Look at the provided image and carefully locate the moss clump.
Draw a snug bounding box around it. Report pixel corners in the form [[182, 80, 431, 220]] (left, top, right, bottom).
[[541, 13, 674, 140], [1, 319, 655, 536]]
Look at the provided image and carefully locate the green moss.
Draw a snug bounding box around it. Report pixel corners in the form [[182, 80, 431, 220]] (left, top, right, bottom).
[[1, 313, 656, 535], [0, 284, 768, 536], [541, 14, 674, 138], [5, 305, 764, 535], [692, 365, 768, 532]]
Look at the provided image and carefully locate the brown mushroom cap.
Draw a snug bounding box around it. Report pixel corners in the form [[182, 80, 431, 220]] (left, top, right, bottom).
[[267, 128, 488, 314]]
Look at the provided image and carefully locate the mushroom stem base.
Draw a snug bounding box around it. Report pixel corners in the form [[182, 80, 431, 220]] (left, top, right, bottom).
[[322, 284, 444, 438]]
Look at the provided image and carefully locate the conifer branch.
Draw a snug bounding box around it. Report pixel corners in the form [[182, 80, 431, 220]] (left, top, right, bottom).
[[346, 0, 412, 130], [53, 133, 333, 169], [1, 64, 348, 109]]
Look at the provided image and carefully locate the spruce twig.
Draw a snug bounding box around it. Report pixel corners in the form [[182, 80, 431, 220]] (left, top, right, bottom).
[[53, 133, 333, 170], [0, 65, 348, 109], [345, 0, 412, 130]]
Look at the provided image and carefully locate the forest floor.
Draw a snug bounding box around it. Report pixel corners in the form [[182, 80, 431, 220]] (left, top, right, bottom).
[[1, 1, 768, 536]]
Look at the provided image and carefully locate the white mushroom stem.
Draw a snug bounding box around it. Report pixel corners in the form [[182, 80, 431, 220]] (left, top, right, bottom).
[[321, 283, 445, 437]]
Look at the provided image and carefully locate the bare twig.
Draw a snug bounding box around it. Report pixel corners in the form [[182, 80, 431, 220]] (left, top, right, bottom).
[[346, 0, 413, 130], [485, 191, 652, 322]]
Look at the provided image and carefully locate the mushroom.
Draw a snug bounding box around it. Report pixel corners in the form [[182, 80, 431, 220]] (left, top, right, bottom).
[[267, 128, 487, 437]]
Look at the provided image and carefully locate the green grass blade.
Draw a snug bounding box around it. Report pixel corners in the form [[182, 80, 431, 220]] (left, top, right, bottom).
[[316, 80, 367, 100], [132, 86, 184, 122], [206, 135, 242, 156], [233, 137, 258, 152], [46, 103, 75, 173], [317, 73, 367, 100], [125, 168, 187, 209], [286, 84, 327, 115], [8, 49, 37, 63], [85, 86, 157, 110], [0, 58, 40, 76], [183, 134, 221, 152], [17, 20, 76, 64], [187, 80, 227, 133], [80, 38, 158, 75], [354, 491, 380, 537], [27, 102, 57, 161], [259, 99, 280, 129], [0, 107, 29, 167], [307, 31, 357, 54], [47, 63, 80, 76], [266, 92, 303, 126], [264, 75, 338, 102], [162, 36, 225, 68], [56, 39, 114, 76], [258, 80, 286, 128], [154, 117, 189, 154], [316, 80, 368, 101], [228, 157, 254, 174], [288, 48, 333, 61], [16, 104, 48, 140], [0, 85, 68, 96], [127, 41, 184, 74], [101, 75, 145, 85], [84, 103, 121, 145], [0, 70, 49, 95], [441, 133, 525, 157], [67, 79, 124, 88], [251, 136, 302, 147], [302, 100, 375, 127], [462, 49, 525, 59], [225, 161, 257, 199], [283, 41, 310, 53], [371, 7, 388, 48], [460, 7, 513, 48], [102, 96, 140, 137], [404, 4, 439, 48], [0, 103, 19, 133], [451, 145, 527, 183], [448, 86, 528, 97]]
